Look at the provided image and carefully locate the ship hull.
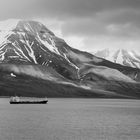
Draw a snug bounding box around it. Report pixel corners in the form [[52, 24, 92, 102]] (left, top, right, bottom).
[[10, 100, 48, 104]]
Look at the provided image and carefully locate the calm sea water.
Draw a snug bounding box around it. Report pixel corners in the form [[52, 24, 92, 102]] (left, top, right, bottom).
[[0, 98, 140, 140]]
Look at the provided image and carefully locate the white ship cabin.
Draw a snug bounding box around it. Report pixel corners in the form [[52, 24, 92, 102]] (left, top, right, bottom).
[[10, 96, 20, 102]]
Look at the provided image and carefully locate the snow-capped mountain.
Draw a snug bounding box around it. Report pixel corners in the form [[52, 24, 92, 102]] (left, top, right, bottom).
[[0, 20, 80, 79], [0, 20, 62, 63], [94, 48, 140, 69], [0, 19, 140, 98]]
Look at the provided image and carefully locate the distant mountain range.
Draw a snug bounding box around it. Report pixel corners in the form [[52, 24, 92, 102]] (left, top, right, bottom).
[[94, 48, 140, 69], [0, 20, 140, 98]]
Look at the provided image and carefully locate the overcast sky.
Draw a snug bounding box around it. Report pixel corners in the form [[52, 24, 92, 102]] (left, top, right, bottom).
[[0, 0, 140, 52]]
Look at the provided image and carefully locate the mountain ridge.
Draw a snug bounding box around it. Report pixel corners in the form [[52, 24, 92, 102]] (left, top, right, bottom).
[[0, 19, 140, 98], [94, 48, 140, 69]]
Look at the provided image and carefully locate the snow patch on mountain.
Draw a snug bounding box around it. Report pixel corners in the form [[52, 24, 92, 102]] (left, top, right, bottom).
[[24, 41, 37, 64], [10, 73, 16, 77], [63, 53, 79, 69], [0, 31, 14, 45], [37, 33, 60, 55]]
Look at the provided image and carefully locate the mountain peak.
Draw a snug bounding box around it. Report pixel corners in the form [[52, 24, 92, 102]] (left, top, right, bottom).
[[0, 19, 55, 36], [0, 19, 63, 64], [15, 20, 55, 36]]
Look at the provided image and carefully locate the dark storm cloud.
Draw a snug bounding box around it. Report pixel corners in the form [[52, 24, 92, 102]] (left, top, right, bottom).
[[0, 0, 140, 19]]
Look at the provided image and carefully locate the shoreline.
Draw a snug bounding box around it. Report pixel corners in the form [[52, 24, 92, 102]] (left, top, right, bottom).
[[0, 96, 139, 100]]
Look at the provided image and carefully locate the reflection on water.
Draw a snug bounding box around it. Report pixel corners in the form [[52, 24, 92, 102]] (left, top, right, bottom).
[[0, 98, 140, 140]]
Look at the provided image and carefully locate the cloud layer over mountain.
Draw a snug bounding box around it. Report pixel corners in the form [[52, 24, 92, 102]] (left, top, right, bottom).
[[0, 0, 140, 52]]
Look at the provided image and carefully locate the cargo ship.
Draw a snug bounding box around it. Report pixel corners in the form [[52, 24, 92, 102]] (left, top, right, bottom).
[[10, 96, 48, 104]]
